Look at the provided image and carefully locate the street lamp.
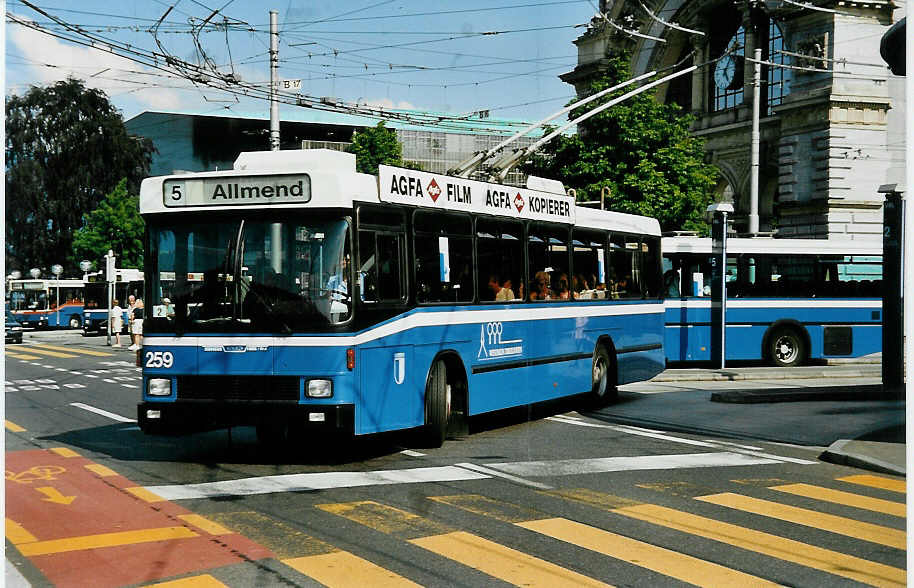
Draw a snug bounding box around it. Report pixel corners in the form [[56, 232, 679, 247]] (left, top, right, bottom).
[[51, 264, 63, 328], [29, 268, 41, 279]]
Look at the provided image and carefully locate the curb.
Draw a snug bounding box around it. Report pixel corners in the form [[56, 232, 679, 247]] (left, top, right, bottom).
[[653, 367, 881, 383], [819, 439, 906, 476], [709, 384, 893, 404]]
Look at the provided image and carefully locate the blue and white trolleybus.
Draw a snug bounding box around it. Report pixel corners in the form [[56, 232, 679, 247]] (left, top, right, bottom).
[[663, 235, 882, 366], [138, 150, 665, 445]]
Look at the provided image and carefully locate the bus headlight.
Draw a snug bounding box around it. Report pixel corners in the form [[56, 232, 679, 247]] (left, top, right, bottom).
[[147, 378, 172, 397], [306, 379, 332, 398]]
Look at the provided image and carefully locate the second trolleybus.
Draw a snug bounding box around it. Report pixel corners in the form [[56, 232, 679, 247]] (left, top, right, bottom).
[[137, 149, 664, 445], [7, 278, 85, 329], [662, 235, 883, 366]]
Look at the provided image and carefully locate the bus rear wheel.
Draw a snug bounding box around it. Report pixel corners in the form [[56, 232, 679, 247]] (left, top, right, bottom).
[[69, 315, 81, 329], [418, 359, 450, 448], [590, 346, 617, 406], [769, 327, 805, 367]]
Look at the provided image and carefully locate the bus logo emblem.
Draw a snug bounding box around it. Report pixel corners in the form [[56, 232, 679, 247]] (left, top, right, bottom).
[[477, 322, 523, 361], [393, 352, 406, 385]]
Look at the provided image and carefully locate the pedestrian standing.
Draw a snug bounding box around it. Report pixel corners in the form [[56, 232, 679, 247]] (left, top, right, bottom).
[[128, 297, 144, 351], [110, 299, 123, 347]]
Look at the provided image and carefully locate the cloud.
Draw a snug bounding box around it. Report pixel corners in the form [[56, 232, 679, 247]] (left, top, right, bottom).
[[361, 97, 418, 111], [6, 16, 206, 117]]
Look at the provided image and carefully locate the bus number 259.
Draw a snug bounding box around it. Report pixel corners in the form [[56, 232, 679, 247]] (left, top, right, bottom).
[[145, 351, 174, 368]]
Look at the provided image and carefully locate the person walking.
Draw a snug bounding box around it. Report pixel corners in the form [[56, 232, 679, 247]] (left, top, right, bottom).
[[110, 299, 123, 347]]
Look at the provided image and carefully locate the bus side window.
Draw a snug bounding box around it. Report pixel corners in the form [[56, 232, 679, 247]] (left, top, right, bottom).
[[358, 230, 379, 302], [376, 234, 404, 301]]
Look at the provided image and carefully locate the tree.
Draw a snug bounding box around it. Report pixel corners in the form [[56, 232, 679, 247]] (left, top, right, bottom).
[[346, 121, 419, 174], [522, 54, 719, 233], [5, 78, 154, 275], [71, 178, 144, 270]]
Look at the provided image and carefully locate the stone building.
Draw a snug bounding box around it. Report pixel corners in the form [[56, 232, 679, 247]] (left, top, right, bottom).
[[561, 0, 904, 239]]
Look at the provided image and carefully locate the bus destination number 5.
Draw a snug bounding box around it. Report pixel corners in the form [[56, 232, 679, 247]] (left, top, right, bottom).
[[145, 351, 174, 369], [166, 181, 185, 205]]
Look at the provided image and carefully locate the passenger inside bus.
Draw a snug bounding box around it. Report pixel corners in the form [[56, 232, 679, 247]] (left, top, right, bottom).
[[530, 271, 553, 300], [554, 273, 571, 300]]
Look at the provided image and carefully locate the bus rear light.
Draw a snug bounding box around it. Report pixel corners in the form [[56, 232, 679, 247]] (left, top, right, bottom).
[[346, 348, 355, 370], [147, 378, 172, 396]]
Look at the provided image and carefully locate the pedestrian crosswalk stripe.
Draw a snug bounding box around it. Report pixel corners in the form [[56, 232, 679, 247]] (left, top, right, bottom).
[[410, 531, 611, 587], [838, 474, 906, 494], [283, 552, 421, 588], [696, 492, 905, 549], [317, 501, 452, 540], [27, 343, 114, 357], [5, 420, 26, 432], [6, 352, 42, 360], [770, 483, 905, 517], [208, 511, 334, 560], [613, 503, 906, 587], [518, 517, 780, 588], [145, 574, 228, 587], [17, 347, 77, 359]]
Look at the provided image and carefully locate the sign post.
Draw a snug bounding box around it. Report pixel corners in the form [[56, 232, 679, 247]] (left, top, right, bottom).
[[50, 264, 63, 327], [104, 250, 115, 346], [708, 203, 733, 369], [880, 185, 904, 397]]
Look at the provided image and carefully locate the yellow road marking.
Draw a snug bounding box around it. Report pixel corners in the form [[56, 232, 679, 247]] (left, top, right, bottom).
[[146, 575, 228, 587], [28, 343, 113, 357], [125, 486, 166, 503], [209, 511, 336, 560], [838, 475, 906, 494], [429, 493, 541, 523], [16, 526, 198, 556], [317, 501, 452, 540], [771, 483, 905, 518], [411, 531, 611, 587], [697, 492, 905, 549], [5, 420, 26, 432], [17, 347, 77, 358], [85, 463, 119, 477], [6, 353, 42, 360], [177, 514, 233, 536], [519, 517, 780, 588], [615, 503, 905, 587], [6, 519, 38, 544], [541, 488, 641, 510], [50, 447, 80, 458], [284, 552, 421, 587]]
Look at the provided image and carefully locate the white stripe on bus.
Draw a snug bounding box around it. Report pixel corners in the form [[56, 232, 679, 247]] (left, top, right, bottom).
[[664, 299, 881, 309], [143, 303, 664, 347]]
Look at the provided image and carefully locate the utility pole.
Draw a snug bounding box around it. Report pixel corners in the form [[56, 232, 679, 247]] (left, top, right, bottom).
[[748, 47, 761, 235], [269, 9, 280, 151]]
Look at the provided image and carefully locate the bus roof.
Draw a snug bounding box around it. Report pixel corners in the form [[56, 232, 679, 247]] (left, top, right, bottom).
[[662, 236, 882, 256], [140, 149, 660, 236]]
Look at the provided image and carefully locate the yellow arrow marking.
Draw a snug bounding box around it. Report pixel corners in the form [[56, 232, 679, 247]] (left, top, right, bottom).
[[36, 487, 76, 505]]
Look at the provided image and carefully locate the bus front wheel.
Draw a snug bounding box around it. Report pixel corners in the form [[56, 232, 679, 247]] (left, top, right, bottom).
[[769, 327, 805, 367], [418, 359, 450, 448], [69, 315, 81, 329], [590, 346, 618, 406]]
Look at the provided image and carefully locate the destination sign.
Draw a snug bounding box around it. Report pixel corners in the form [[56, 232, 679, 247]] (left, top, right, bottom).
[[163, 174, 311, 208], [378, 166, 575, 224]]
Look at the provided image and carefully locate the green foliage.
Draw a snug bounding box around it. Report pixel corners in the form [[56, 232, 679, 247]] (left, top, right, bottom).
[[346, 121, 418, 174], [5, 78, 154, 275], [522, 54, 718, 233], [72, 179, 144, 270]]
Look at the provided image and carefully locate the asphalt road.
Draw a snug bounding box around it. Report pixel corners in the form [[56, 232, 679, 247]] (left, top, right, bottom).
[[5, 330, 907, 587]]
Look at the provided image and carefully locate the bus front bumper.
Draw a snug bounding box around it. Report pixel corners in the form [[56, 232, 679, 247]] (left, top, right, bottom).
[[137, 401, 355, 435]]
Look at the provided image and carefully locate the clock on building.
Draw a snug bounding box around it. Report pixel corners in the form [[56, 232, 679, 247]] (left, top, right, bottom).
[[714, 53, 743, 90]]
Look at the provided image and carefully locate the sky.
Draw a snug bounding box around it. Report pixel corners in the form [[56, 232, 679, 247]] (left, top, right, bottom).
[[6, 1, 603, 126]]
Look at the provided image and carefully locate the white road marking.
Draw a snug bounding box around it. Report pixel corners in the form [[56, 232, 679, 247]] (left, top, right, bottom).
[[400, 450, 426, 457], [146, 466, 492, 500], [84, 374, 98, 378], [486, 452, 781, 477], [456, 462, 553, 490], [69, 402, 136, 423]]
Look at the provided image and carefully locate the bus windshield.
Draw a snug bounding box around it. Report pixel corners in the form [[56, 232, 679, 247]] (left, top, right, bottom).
[[147, 216, 351, 333]]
